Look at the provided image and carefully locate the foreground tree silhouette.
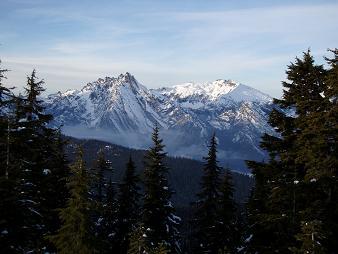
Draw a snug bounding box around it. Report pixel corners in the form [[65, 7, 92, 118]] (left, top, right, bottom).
[[217, 170, 238, 253], [91, 149, 116, 253], [245, 50, 337, 253], [116, 156, 141, 254], [192, 134, 237, 253], [9, 70, 69, 252], [192, 133, 223, 253], [141, 125, 181, 253], [49, 148, 95, 254], [0, 60, 21, 253]]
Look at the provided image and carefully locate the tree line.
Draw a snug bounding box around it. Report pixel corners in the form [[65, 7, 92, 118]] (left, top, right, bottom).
[[0, 48, 337, 254]]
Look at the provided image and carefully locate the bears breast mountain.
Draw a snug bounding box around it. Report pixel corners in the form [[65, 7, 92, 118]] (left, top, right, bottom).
[[46, 72, 275, 173]]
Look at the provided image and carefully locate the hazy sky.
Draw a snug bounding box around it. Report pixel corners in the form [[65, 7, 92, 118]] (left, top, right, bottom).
[[1, 0, 338, 97]]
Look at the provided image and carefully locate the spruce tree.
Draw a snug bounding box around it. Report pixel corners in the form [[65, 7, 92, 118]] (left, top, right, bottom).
[[103, 178, 118, 252], [127, 225, 170, 254], [7, 70, 70, 252], [321, 48, 338, 252], [291, 220, 327, 254], [0, 61, 21, 253], [192, 133, 222, 253], [245, 50, 329, 253], [292, 49, 338, 253], [12, 70, 55, 252], [40, 129, 70, 252], [216, 170, 237, 253], [48, 148, 95, 254], [92, 149, 108, 203], [127, 224, 147, 254], [141, 125, 181, 253], [90, 149, 120, 253], [116, 156, 141, 254]]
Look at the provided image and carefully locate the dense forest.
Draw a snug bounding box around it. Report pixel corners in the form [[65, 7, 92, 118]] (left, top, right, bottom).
[[0, 49, 337, 253]]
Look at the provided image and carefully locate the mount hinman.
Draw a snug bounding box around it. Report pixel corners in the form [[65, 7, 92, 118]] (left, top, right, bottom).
[[46, 72, 275, 172]]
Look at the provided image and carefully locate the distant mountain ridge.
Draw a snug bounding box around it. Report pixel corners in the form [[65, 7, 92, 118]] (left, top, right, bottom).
[[46, 73, 275, 172]]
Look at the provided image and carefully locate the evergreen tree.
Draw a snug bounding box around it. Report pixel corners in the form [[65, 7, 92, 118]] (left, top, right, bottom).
[[217, 170, 237, 253], [245, 50, 330, 253], [141, 125, 181, 253], [90, 149, 120, 253], [0, 60, 21, 253], [127, 224, 147, 254], [291, 49, 338, 253], [127, 225, 170, 254], [5, 70, 70, 252], [48, 148, 95, 254], [93, 149, 108, 203], [150, 243, 170, 254], [291, 220, 327, 254], [0, 60, 11, 110], [103, 178, 118, 252], [40, 129, 70, 252], [321, 48, 338, 252], [192, 133, 222, 253], [116, 156, 141, 254], [12, 70, 55, 252]]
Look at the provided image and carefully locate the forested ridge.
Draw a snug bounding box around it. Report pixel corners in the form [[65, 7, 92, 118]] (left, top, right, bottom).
[[0, 49, 337, 253]]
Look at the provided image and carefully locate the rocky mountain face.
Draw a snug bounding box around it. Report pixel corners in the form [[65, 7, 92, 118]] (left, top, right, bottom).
[[46, 73, 275, 172]]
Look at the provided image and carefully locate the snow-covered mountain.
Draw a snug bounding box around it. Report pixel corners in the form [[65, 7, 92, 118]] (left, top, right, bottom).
[[46, 73, 275, 172]]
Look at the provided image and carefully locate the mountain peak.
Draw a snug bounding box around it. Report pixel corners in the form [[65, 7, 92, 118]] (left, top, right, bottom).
[[79, 72, 142, 94], [117, 72, 135, 83], [157, 79, 240, 100], [46, 74, 274, 171]]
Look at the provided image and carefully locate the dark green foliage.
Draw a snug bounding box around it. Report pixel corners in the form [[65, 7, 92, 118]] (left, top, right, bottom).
[[116, 156, 141, 254], [14, 70, 70, 252], [0, 60, 22, 254], [66, 137, 254, 253], [90, 149, 116, 253], [192, 134, 237, 253], [48, 148, 95, 254], [246, 50, 338, 253], [192, 133, 222, 253], [127, 224, 147, 254], [65, 137, 253, 208], [0, 60, 11, 109], [141, 126, 181, 253], [102, 178, 118, 251], [321, 49, 338, 252], [39, 129, 70, 251], [0, 68, 69, 252], [291, 220, 327, 254], [127, 225, 171, 254], [217, 171, 238, 253]]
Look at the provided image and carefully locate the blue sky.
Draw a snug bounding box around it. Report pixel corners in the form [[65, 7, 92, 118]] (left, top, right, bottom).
[[1, 0, 338, 97]]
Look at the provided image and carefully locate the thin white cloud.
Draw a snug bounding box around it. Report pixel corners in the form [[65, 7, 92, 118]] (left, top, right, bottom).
[[2, 1, 337, 98]]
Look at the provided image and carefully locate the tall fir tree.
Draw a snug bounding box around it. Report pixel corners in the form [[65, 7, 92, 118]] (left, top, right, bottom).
[[292, 49, 338, 253], [0, 60, 22, 253], [321, 48, 338, 252], [40, 129, 70, 252], [91, 149, 118, 253], [127, 224, 148, 254], [48, 147, 95, 254], [103, 178, 118, 252], [13, 70, 56, 252], [116, 156, 141, 254], [141, 125, 181, 253], [245, 50, 332, 253], [216, 170, 238, 253], [192, 133, 222, 253], [7, 70, 70, 252]]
